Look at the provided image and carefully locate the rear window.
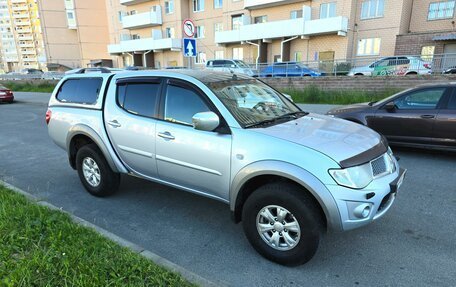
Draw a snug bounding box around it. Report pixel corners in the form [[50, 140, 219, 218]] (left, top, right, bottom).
[[117, 82, 160, 118], [56, 78, 102, 104]]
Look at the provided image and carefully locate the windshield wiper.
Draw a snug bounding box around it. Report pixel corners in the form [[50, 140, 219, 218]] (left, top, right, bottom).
[[245, 111, 308, 128]]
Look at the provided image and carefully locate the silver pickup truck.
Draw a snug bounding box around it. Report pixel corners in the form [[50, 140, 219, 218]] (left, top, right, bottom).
[[46, 68, 406, 266]]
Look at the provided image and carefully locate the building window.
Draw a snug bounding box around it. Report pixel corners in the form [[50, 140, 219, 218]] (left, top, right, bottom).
[[196, 52, 206, 64], [421, 46, 435, 60], [118, 11, 125, 22], [254, 15, 267, 24], [165, 27, 175, 38], [214, 22, 223, 32], [165, 1, 174, 14], [428, 1, 455, 20], [196, 26, 205, 38], [357, 38, 381, 56], [233, 47, 243, 60], [214, 0, 223, 9], [361, 0, 384, 19], [232, 15, 243, 30], [294, 51, 303, 62], [215, 50, 224, 59], [290, 10, 303, 19], [193, 0, 204, 12], [320, 2, 336, 19], [132, 34, 140, 40], [67, 11, 74, 19]]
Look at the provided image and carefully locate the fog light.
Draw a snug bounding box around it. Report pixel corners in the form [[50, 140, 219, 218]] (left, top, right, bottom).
[[353, 204, 371, 219]]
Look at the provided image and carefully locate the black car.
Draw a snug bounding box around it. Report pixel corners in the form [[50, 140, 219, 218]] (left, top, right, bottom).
[[327, 84, 456, 151]]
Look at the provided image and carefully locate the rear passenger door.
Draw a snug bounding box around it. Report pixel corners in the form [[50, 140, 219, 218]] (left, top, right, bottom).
[[433, 89, 456, 148], [104, 77, 162, 177], [155, 79, 232, 201]]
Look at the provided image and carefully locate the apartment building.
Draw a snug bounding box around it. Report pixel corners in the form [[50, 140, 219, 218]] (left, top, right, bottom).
[[37, 0, 112, 70], [0, 0, 46, 73]]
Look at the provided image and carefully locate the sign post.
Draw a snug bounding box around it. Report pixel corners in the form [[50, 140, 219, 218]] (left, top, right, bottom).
[[183, 19, 197, 68]]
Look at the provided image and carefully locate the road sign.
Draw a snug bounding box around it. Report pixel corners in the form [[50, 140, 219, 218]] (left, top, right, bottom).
[[183, 38, 197, 57], [183, 19, 196, 38]]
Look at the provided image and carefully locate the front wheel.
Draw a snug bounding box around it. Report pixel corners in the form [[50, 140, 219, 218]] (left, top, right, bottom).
[[242, 182, 323, 266], [76, 144, 120, 197]]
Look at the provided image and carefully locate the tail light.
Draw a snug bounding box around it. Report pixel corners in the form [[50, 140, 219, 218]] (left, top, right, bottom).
[[423, 63, 431, 69], [45, 109, 52, 125]]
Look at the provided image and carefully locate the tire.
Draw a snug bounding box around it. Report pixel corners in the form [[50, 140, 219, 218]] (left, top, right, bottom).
[[242, 182, 323, 266], [76, 144, 120, 197]]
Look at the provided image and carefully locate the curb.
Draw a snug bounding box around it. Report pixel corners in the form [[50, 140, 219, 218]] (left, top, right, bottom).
[[0, 180, 223, 287]]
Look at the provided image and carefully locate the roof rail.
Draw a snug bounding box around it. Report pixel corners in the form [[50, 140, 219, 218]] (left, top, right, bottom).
[[75, 67, 112, 74]]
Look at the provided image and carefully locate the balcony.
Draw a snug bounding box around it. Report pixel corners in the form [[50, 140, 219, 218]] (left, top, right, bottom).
[[17, 28, 32, 34], [18, 35, 34, 41], [11, 0, 27, 3], [18, 42, 34, 48], [15, 20, 31, 26], [244, 0, 306, 9], [12, 13, 29, 19], [122, 7, 162, 29], [12, 6, 28, 12], [108, 37, 182, 54], [21, 49, 36, 55], [215, 16, 348, 44], [23, 57, 37, 62], [120, 0, 150, 6]]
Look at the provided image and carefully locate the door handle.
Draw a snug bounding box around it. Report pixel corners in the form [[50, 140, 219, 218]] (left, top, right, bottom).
[[158, 131, 175, 140], [107, 120, 121, 128], [420, 115, 435, 119]]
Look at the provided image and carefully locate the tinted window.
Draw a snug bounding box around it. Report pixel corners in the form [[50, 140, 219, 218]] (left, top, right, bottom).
[[447, 94, 456, 109], [394, 88, 446, 110], [164, 85, 210, 125], [57, 78, 102, 104], [119, 83, 160, 117]]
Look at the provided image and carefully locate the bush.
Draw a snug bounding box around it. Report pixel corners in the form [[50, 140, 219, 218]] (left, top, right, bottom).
[[0, 81, 57, 93]]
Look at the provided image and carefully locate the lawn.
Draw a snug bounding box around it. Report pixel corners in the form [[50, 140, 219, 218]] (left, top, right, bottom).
[[281, 85, 401, 105], [0, 186, 194, 287], [0, 81, 57, 93]]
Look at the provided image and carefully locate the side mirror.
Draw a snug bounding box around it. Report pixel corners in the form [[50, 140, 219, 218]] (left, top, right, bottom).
[[192, 112, 220, 131], [384, 102, 396, 112]]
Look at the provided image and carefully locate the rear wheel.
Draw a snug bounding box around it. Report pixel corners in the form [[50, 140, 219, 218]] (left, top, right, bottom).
[[76, 144, 120, 197], [242, 182, 323, 266]]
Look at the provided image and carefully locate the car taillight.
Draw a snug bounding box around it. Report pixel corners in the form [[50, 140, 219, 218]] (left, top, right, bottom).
[[45, 109, 52, 125], [424, 63, 431, 69]]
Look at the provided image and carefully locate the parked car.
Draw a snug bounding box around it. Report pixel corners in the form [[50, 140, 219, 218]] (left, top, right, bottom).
[[348, 56, 431, 76], [259, 62, 322, 77], [206, 59, 255, 76], [46, 70, 405, 266], [327, 84, 456, 151], [65, 67, 124, 74], [41, 71, 65, 80], [21, 68, 43, 75], [0, 85, 13, 103]]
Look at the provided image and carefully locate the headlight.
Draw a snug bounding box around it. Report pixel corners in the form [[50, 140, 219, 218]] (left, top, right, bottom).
[[329, 162, 373, 189]]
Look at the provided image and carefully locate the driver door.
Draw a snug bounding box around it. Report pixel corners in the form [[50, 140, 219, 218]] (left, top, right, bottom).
[[155, 79, 232, 201], [368, 87, 449, 144]]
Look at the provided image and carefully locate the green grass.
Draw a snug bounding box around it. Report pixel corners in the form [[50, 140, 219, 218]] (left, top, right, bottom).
[[281, 85, 401, 105], [0, 81, 57, 93], [0, 186, 195, 287]]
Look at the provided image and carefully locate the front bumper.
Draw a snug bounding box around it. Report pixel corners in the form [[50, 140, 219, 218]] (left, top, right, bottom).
[[327, 166, 406, 231]]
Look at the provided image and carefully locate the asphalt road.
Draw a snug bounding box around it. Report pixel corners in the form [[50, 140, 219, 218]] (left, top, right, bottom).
[[1, 93, 455, 287]]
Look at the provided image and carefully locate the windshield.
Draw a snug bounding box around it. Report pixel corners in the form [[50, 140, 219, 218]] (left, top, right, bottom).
[[207, 79, 302, 128], [233, 60, 250, 69]]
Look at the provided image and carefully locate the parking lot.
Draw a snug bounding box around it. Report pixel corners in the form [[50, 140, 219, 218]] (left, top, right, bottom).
[[1, 92, 455, 287]]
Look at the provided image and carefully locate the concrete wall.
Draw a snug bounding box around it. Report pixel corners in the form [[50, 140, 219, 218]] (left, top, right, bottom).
[[261, 75, 456, 92]]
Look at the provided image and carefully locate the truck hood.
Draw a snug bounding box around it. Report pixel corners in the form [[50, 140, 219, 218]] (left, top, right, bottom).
[[251, 113, 383, 165]]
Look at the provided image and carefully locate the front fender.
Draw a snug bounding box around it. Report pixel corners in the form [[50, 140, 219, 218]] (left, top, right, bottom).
[[66, 124, 128, 174], [230, 160, 343, 232]]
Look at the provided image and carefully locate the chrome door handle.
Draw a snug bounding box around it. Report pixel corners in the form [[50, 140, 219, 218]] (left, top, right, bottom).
[[158, 131, 175, 140], [107, 120, 121, 128], [420, 115, 435, 119]]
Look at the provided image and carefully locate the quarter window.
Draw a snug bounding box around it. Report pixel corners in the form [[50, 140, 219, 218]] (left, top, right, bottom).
[[164, 85, 211, 125], [57, 78, 102, 104], [394, 88, 446, 110], [117, 82, 160, 117], [361, 0, 384, 19], [428, 1, 455, 20]]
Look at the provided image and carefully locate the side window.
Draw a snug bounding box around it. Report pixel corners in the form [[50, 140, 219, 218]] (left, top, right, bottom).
[[118, 82, 160, 117], [394, 88, 446, 110], [57, 78, 102, 104], [447, 93, 456, 109], [164, 85, 211, 125]]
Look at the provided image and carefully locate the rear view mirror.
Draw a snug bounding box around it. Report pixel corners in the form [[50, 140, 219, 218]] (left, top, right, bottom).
[[384, 102, 396, 112], [192, 112, 220, 131]]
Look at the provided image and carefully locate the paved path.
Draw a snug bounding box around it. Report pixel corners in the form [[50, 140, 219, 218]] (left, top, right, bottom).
[[1, 92, 455, 287]]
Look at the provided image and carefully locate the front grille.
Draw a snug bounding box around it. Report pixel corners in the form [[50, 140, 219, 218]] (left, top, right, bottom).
[[371, 155, 387, 177]]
